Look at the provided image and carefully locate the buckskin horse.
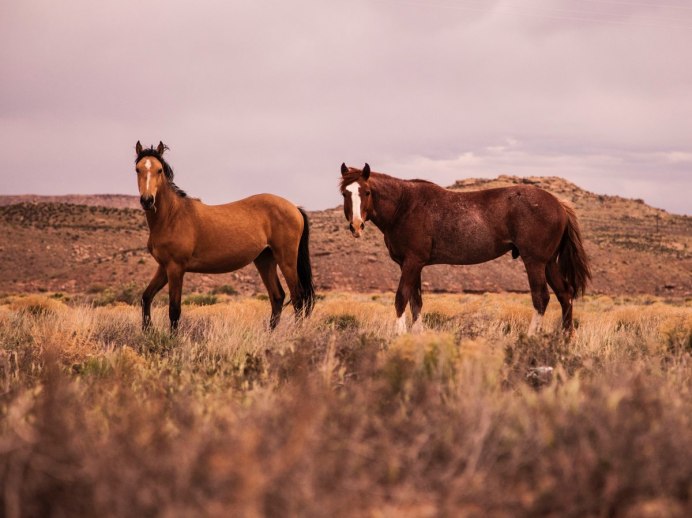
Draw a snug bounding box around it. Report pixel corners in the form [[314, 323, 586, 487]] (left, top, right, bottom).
[[134, 141, 314, 331], [339, 163, 591, 337]]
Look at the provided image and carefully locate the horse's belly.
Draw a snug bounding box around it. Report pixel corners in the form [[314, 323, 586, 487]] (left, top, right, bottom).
[[188, 255, 256, 274], [187, 245, 263, 274], [186, 260, 252, 274], [430, 238, 511, 265]]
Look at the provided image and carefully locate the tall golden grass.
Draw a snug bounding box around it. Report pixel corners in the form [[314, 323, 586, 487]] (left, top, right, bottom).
[[1, 292, 691, 516]]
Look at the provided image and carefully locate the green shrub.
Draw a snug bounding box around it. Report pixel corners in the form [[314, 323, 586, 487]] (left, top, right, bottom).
[[211, 284, 239, 296], [93, 283, 140, 306], [321, 313, 359, 331], [423, 311, 454, 330], [183, 293, 218, 306], [72, 357, 113, 378]]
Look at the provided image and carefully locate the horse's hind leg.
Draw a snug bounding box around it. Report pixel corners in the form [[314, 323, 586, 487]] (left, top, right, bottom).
[[273, 247, 306, 320], [545, 259, 575, 337], [142, 264, 168, 330], [254, 248, 286, 330], [410, 272, 424, 334], [522, 259, 550, 336]]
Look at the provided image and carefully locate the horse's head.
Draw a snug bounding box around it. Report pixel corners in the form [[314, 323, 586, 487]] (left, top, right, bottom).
[[340, 163, 372, 238], [134, 141, 168, 211]]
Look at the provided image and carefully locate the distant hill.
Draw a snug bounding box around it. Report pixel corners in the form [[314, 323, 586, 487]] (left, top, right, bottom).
[[0, 194, 140, 209], [1, 176, 690, 297]]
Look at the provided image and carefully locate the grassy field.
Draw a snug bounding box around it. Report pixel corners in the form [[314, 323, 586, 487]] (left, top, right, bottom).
[[1, 292, 691, 517]]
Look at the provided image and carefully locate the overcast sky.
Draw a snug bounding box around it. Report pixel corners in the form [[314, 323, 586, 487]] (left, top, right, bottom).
[[1, 0, 691, 214]]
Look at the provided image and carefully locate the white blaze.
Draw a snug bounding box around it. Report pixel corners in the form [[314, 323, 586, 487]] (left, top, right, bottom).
[[346, 183, 361, 223], [144, 159, 152, 191]]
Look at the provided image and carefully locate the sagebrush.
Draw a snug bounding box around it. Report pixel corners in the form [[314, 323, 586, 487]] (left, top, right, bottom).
[[1, 293, 691, 517]]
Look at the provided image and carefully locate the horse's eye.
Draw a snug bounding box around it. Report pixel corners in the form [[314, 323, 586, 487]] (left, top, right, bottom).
[[365, 191, 371, 196], [158, 168, 163, 174]]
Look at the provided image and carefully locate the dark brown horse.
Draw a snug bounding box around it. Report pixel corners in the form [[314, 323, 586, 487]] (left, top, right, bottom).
[[134, 141, 314, 331], [339, 163, 591, 336]]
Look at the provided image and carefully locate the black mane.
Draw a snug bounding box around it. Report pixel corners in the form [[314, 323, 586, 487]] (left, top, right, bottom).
[[135, 146, 187, 198]]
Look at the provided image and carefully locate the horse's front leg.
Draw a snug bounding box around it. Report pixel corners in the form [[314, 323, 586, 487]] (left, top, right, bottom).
[[523, 259, 550, 336], [142, 264, 168, 330], [394, 260, 424, 335], [166, 263, 185, 332]]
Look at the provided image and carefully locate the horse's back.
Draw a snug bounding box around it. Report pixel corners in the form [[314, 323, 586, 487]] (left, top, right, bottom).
[[456, 183, 558, 206], [412, 181, 562, 214], [199, 193, 301, 225]]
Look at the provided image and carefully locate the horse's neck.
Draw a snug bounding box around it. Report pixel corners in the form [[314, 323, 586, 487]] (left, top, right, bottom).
[[145, 184, 184, 231], [369, 174, 405, 232]]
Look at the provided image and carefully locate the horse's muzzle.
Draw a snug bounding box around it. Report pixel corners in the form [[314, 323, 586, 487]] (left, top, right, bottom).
[[349, 221, 365, 238], [140, 195, 155, 211]]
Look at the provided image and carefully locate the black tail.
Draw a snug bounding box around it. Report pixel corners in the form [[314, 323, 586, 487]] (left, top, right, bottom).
[[558, 201, 592, 298], [295, 207, 315, 317]]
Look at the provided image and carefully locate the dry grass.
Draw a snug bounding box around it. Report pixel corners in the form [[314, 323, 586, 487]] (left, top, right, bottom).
[[1, 292, 691, 517]]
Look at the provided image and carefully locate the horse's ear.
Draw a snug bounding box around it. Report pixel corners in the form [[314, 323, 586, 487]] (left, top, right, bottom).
[[341, 163, 348, 176], [362, 163, 371, 180], [157, 141, 166, 155], [135, 141, 142, 155]]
